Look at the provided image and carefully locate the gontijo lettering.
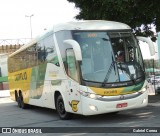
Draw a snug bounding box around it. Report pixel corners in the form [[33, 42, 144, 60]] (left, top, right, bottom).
[[15, 72, 27, 81]]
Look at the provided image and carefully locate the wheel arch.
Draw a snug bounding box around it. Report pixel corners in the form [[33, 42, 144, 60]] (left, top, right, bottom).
[[54, 90, 73, 119], [54, 90, 68, 110]]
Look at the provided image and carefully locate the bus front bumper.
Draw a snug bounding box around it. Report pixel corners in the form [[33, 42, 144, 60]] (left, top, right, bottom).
[[81, 91, 148, 115]]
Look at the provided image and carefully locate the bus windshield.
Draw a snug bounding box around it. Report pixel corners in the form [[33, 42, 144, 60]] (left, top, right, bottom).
[[72, 31, 145, 84]]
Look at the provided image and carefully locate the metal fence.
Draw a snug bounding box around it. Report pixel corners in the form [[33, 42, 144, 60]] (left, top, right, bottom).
[[145, 59, 160, 94], [0, 38, 31, 46]]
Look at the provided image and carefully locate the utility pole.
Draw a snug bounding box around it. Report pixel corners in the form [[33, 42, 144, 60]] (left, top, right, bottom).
[[25, 14, 34, 39]]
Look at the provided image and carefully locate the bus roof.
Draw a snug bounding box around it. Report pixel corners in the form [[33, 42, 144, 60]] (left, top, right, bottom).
[[53, 20, 131, 32], [9, 20, 131, 57]]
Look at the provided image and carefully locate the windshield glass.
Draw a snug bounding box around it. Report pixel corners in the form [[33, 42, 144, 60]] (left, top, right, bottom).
[[72, 31, 145, 83]]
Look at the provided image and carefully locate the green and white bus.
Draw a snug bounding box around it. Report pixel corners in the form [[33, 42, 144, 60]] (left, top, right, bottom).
[[8, 20, 155, 119]]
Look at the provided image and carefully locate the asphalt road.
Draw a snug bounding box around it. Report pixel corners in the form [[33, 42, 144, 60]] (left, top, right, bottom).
[[0, 96, 160, 136]]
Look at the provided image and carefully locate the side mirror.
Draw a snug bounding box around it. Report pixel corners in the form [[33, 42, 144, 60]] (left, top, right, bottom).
[[136, 36, 155, 56], [63, 39, 82, 61]]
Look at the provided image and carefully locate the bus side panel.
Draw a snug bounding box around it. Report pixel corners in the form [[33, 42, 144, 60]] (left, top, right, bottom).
[[28, 63, 58, 108], [8, 68, 32, 103], [29, 63, 47, 99]]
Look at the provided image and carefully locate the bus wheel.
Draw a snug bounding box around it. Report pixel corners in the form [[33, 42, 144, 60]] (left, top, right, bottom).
[[17, 96, 22, 108], [15, 91, 18, 102], [18, 93, 28, 109], [56, 95, 73, 120]]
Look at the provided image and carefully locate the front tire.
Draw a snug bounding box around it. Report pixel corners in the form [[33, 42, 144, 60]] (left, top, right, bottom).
[[56, 95, 73, 120]]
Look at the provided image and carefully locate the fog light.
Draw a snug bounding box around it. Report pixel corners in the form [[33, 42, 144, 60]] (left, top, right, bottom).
[[89, 105, 98, 111]]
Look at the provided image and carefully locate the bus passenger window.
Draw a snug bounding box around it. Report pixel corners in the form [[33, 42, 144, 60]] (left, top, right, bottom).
[[37, 46, 46, 64], [27, 45, 38, 67], [43, 35, 60, 66]]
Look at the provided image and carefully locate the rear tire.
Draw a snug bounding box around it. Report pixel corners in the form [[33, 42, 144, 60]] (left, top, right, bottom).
[[15, 91, 18, 102], [56, 95, 73, 120], [17, 96, 22, 108], [18, 92, 28, 109]]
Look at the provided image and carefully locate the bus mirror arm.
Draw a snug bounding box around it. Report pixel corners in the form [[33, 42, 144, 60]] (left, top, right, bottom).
[[136, 36, 155, 56], [63, 39, 82, 61]]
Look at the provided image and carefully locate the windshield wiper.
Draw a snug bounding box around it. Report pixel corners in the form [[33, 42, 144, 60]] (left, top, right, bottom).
[[102, 55, 116, 87]]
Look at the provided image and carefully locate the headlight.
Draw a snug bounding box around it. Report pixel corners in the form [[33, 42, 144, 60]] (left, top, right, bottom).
[[89, 93, 97, 99], [79, 91, 102, 99]]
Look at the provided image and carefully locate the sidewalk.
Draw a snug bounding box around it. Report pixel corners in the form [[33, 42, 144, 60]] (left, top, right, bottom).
[[0, 90, 10, 98]]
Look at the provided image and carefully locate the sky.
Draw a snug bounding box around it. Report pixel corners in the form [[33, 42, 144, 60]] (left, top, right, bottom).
[[0, 0, 79, 39]]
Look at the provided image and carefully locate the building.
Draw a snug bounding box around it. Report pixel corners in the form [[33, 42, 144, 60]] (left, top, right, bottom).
[[0, 39, 30, 90], [0, 54, 8, 90]]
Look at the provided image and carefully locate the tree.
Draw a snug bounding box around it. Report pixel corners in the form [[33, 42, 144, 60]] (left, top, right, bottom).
[[67, 0, 160, 41]]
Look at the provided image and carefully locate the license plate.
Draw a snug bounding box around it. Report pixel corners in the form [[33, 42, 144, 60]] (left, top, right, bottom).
[[116, 103, 128, 108]]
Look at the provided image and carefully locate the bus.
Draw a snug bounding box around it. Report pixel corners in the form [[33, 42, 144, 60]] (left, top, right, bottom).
[[8, 20, 155, 119]]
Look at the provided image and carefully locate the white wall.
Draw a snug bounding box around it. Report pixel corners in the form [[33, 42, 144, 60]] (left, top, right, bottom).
[[0, 54, 8, 77], [139, 41, 158, 60]]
